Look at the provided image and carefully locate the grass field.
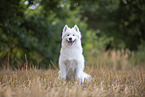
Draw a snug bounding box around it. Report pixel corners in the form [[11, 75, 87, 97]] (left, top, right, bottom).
[[0, 66, 144, 97], [0, 50, 145, 97]]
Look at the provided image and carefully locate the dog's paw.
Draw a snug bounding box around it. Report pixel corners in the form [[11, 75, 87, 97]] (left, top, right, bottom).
[[77, 72, 91, 83]]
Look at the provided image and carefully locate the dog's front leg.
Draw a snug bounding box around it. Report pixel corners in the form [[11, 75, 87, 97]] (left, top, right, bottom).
[[76, 59, 85, 83], [58, 63, 67, 79], [76, 66, 84, 83], [76, 70, 84, 83]]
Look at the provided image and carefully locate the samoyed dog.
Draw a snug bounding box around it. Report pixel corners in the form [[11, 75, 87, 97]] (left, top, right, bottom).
[[58, 25, 91, 83]]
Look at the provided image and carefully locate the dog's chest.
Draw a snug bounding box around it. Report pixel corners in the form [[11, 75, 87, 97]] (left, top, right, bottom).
[[61, 47, 82, 60], [64, 59, 78, 70], [64, 60, 78, 80]]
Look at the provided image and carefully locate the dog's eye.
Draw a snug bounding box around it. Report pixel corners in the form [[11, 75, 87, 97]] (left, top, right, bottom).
[[67, 34, 69, 36], [73, 34, 75, 36]]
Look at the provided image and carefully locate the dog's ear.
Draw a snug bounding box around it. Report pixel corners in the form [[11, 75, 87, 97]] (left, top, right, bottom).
[[74, 25, 81, 38], [62, 25, 68, 38], [74, 25, 80, 32], [63, 25, 68, 33]]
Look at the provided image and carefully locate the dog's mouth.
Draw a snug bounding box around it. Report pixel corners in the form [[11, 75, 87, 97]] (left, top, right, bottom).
[[67, 40, 76, 45]]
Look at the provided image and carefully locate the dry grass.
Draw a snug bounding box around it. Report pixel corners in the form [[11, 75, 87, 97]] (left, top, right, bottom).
[[0, 66, 144, 97], [86, 49, 144, 71], [0, 50, 145, 97]]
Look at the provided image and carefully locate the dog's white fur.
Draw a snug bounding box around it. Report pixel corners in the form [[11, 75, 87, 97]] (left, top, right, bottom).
[[58, 25, 91, 83]]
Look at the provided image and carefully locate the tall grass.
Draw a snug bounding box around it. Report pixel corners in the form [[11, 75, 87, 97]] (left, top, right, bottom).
[[0, 50, 145, 97], [86, 49, 145, 71]]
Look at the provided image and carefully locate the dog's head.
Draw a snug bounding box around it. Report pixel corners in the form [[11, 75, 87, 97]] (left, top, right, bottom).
[[62, 25, 81, 46]]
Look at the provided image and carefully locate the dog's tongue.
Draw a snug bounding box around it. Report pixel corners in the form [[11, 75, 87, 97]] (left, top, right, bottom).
[[69, 41, 73, 45]]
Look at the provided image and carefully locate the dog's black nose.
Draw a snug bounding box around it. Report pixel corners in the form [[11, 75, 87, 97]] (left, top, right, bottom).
[[69, 38, 72, 41]]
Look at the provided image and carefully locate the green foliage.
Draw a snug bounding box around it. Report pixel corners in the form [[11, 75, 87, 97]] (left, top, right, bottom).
[[84, 30, 113, 55], [79, 0, 145, 50], [0, 0, 88, 68], [84, 29, 113, 65], [110, 0, 145, 50]]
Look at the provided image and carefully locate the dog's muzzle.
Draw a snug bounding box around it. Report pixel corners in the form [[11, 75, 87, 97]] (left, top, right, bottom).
[[67, 38, 76, 45]]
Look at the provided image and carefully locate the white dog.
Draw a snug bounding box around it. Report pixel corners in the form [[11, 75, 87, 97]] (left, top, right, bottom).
[[58, 25, 91, 83]]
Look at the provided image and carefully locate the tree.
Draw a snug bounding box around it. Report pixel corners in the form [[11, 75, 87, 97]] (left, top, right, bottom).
[[79, 0, 145, 50], [0, 0, 87, 68]]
